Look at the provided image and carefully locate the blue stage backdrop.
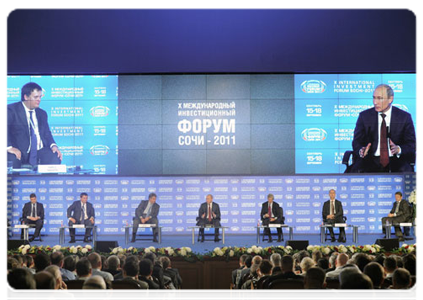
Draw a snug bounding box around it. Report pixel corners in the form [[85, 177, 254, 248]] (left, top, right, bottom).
[[8, 174, 416, 236]]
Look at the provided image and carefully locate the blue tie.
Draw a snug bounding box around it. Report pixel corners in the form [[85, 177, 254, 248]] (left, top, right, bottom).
[[28, 111, 38, 166]]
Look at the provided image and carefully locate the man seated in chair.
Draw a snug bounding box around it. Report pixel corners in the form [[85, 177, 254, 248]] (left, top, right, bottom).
[[260, 193, 284, 243], [21, 193, 44, 242], [67, 192, 95, 243], [322, 189, 346, 243], [196, 194, 221, 242], [131, 193, 160, 243], [381, 191, 411, 241]]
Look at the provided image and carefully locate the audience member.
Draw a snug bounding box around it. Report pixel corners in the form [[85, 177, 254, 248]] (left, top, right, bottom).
[[87, 252, 113, 282], [8, 268, 36, 289], [51, 251, 76, 281], [269, 253, 282, 275], [299, 257, 315, 276], [325, 253, 349, 279], [75, 258, 92, 280], [232, 254, 247, 288], [34, 253, 51, 272], [7, 257, 19, 272], [160, 256, 183, 289], [144, 252, 164, 288], [383, 256, 397, 281], [82, 275, 113, 300], [317, 257, 329, 270], [45, 265, 67, 289], [63, 255, 78, 277], [139, 259, 159, 289], [119, 259, 148, 289], [104, 255, 121, 276], [288, 268, 339, 300], [34, 271, 56, 289], [326, 252, 338, 273], [363, 262, 385, 289], [391, 268, 411, 289], [402, 254, 416, 276], [339, 268, 373, 289]]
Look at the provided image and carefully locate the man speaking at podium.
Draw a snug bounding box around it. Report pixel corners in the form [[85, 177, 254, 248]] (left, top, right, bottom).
[[7, 82, 62, 168]]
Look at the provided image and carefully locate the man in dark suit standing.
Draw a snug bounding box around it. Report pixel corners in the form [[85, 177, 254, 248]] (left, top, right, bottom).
[[7, 82, 62, 168], [351, 84, 415, 173], [381, 191, 411, 241], [67, 193, 95, 243], [21, 193, 44, 242], [131, 193, 160, 243], [260, 193, 284, 242], [197, 194, 221, 242], [322, 189, 346, 242]]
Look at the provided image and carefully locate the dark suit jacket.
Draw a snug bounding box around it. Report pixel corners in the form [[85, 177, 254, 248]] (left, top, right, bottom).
[[7, 101, 56, 163], [260, 201, 283, 222], [139, 276, 159, 289], [288, 289, 339, 300], [67, 201, 95, 221], [352, 106, 416, 164], [263, 271, 303, 288], [390, 200, 411, 221], [22, 202, 44, 220], [196, 202, 221, 224], [135, 200, 160, 219], [164, 268, 182, 289], [322, 199, 344, 223]]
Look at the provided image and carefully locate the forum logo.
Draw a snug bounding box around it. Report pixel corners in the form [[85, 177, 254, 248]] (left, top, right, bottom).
[[90, 106, 110, 117], [301, 128, 327, 141], [301, 80, 327, 93], [90, 145, 110, 155]]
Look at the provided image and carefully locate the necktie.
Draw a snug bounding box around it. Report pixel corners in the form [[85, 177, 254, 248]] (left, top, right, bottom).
[[28, 111, 38, 166], [147, 204, 152, 217], [268, 204, 272, 218], [208, 204, 212, 222], [31, 204, 35, 217], [81, 204, 85, 221], [395, 201, 400, 214], [330, 201, 334, 215], [380, 114, 389, 167]]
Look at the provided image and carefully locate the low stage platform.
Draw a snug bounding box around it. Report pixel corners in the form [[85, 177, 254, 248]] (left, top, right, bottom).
[[8, 233, 416, 254]]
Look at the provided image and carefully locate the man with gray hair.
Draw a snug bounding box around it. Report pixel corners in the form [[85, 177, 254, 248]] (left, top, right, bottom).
[[351, 83, 416, 172], [197, 194, 221, 242], [270, 253, 282, 275], [131, 192, 160, 243], [87, 252, 113, 282], [326, 253, 349, 279], [44, 265, 67, 289], [82, 275, 113, 300]]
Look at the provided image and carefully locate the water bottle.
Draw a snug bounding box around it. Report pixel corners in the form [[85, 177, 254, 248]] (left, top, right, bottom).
[[257, 219, 261, 227]]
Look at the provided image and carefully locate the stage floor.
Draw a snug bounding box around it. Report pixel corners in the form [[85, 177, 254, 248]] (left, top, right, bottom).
[[9, 232, 416, 254]]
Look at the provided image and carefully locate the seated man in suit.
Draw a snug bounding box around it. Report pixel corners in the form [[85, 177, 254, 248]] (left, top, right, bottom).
[[7, 82, 62, 168], [351, 84, 415, 173], [131, 193, 160, 243], [67, 193, 95, 243], [196, 194, 221, 242], [288, 267, 339, 300], [260, 193, 284, 242], [381, 191, 411, 241], [322, 189, 346, 242], [21, 193, 44, 242]]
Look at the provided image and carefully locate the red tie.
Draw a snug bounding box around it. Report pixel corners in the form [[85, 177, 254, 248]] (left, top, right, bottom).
[[208, 204, 212, 222], [380, 114, 389, 167], [268, 204, 272, 218]]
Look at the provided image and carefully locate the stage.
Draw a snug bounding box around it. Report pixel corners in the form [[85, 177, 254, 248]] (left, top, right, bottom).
[[8, 233, 416, 254]]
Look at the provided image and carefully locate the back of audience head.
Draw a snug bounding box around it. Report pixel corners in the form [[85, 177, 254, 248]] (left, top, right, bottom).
[[44, 265, 62, 289], [317, 257, 329, 270], [8, 257, 19, 272], [76, 258, 92, 278], [304, 267, 326, 289], [300, 257, 315, 274], [270, 253, 281, 268], [34, 253, 51, 272], [88, 252, 102, 270], [139, 259, 153, 277], [329, 252, 338, 269], [8, 268, 36, 289], [402, 254, 416, 276], [239, 254, 248, 267], [13, 255, 24, 267], [339, 271, 376, 300], [354, 253, 371, 272], [50, 251, 64, 267], [252, 255, 262, 266], [34, 271, 56, 289], [392, 268, 411, 289], [394, 255, 403, 268], [159, 256, 171, 269], [383, 256, 397, 274], [258, 259, 272, 276], [143, 252, 157, 264], [312, 250, 322, 263], [106, 255, 120, 271], [123, 259, 139, 278], [244, 255, 253, 268], [63, 255, 78, 272], [363, 262, 385, 288], [374, 254, 386, 266], [25, 255, 34, 268], [82, 275, 113, 300], [281, 255, 294, 273], [340, 269, 373, 289], [336, 253, 349, 268]]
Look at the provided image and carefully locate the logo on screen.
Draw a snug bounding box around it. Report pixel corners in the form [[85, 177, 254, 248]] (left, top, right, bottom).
[[301, 80, 327, 93], [90, 106, 110, 117], [90, 145, 110, 155], [301, 128, 327, 141]]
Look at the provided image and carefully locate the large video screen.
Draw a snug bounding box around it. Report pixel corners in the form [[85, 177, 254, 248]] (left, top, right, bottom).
[[7, 74, 415, 175]]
